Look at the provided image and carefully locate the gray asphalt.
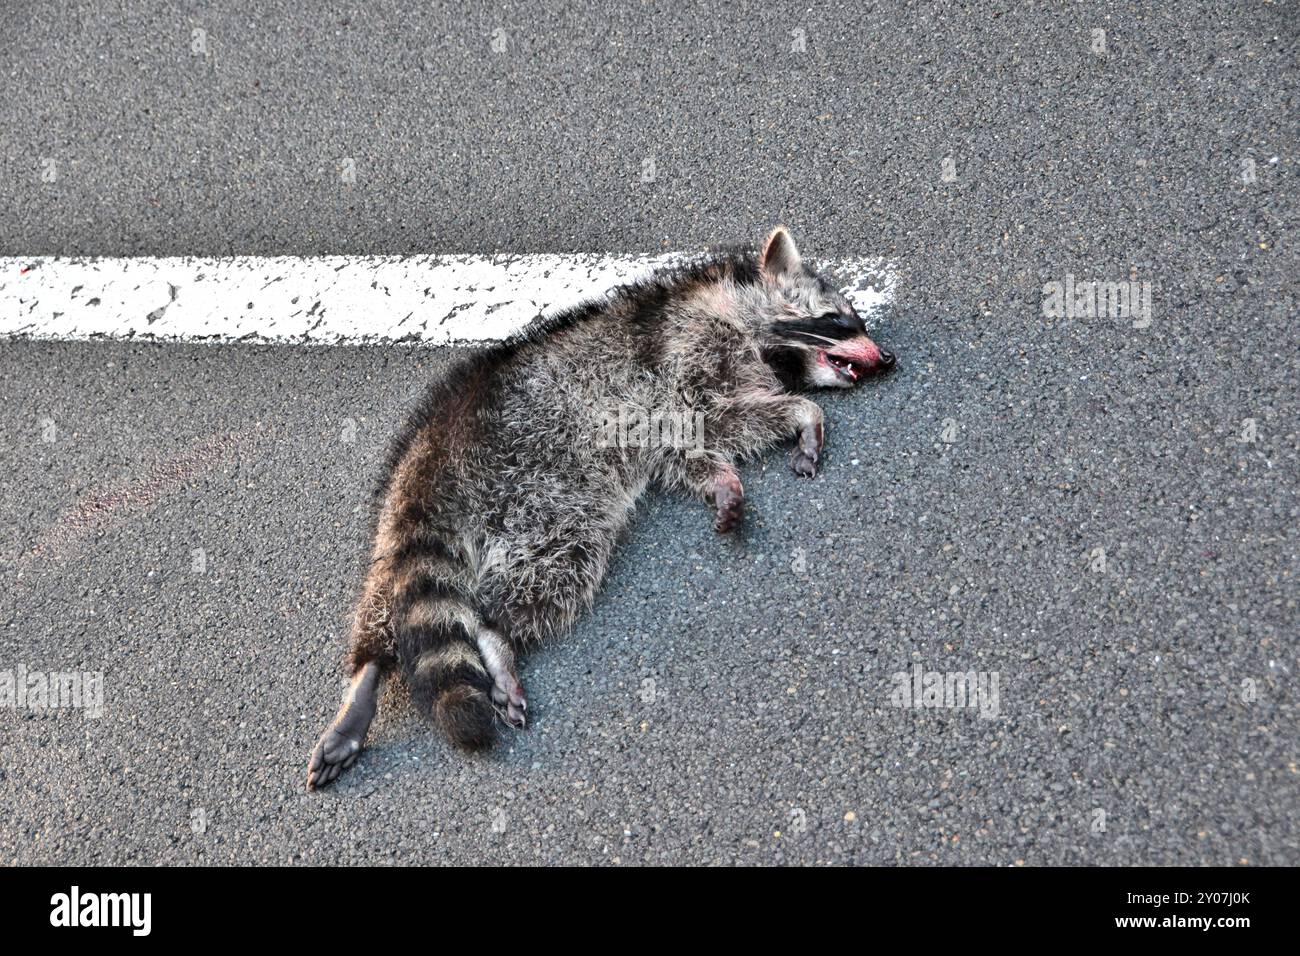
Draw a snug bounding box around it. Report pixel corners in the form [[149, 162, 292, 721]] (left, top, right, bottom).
[[1, 1, 1297, 865]]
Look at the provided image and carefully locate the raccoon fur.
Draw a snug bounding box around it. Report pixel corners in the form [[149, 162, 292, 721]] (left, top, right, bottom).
[[307, 227, 895, 789]]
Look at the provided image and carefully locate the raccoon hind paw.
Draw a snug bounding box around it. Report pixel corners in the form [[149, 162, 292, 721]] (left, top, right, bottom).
[[306, 726, 364, 790], [306, 662, 380, 790], [490, 675, 528, 729]]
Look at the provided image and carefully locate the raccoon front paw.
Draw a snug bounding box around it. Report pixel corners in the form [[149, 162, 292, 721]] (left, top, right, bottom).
[[712, 471, 744, 532], [791, 420, 823, 478], [790, 449, 817, 478]]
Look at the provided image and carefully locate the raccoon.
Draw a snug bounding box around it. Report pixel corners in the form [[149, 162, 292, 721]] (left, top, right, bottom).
[[306, 227, 895, 789]]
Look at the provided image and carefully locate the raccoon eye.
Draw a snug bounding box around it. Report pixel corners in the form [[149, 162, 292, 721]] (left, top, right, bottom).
[[840, 311, 868, 333], [820, 311, 861, 331]]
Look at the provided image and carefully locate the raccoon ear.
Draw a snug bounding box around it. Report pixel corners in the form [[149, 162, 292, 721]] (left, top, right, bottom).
[[760, 226, 802, 278]]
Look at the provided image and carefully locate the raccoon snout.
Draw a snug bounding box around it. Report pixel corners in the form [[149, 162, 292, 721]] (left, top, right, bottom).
[[822, 338, 896, 384]]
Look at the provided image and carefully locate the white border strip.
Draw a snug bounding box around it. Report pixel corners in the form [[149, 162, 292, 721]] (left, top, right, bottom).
[[0, 255, 896, 346]]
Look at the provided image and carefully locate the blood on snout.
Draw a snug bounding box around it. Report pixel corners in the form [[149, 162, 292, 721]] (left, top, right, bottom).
[[834, 335, 882, 365]]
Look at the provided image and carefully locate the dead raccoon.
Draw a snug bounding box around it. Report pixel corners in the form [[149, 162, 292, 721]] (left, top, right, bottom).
[[307, 227, 895, 788]]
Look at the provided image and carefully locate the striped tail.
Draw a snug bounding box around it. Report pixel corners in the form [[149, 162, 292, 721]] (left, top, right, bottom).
[[392, 571, 496, 750]]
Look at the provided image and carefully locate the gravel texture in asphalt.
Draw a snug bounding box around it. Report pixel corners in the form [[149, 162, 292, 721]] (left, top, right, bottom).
[[0, 1, 1295, 864]]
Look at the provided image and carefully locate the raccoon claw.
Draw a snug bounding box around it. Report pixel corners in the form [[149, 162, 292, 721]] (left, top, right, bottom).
[[712, 471, 744, 532]]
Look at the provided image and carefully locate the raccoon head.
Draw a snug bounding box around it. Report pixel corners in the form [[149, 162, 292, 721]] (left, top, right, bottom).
[[753, 227, 895, 390]]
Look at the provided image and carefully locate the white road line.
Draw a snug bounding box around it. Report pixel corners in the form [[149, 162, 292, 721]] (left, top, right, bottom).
[[0, 254, 896, 346]]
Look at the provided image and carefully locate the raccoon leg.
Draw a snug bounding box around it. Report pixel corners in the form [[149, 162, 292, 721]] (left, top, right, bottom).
[[703, 393, 825, 478], [306, 661, 383, 790], [307, 571, 396, 790], [732, 394, 825, 477], [476, 626, 527, 728]]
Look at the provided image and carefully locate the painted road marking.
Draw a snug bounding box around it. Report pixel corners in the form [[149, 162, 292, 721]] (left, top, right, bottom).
[[0, 254, 896, 346]]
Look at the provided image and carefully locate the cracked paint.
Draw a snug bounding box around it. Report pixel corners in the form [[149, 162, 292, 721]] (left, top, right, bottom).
[[0, 254, 897, 347]]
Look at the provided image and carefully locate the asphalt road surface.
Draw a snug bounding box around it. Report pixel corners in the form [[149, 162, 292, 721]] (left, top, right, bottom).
[[1, 2, 1296, 864]]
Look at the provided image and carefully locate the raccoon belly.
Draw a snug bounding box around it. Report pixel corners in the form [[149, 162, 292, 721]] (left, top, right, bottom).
[[475, 473, 648, 645]]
